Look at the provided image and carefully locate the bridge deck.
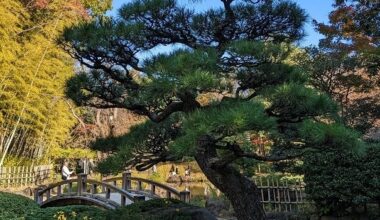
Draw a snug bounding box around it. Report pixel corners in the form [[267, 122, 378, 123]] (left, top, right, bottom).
[[98, 192, 151, 205]]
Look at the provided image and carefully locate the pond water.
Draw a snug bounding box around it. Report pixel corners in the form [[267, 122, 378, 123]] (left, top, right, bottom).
[[166, 181, 220, 198]]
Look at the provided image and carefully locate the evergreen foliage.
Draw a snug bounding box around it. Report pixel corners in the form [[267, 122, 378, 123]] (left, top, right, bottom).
[[62, 0, 371, 219]]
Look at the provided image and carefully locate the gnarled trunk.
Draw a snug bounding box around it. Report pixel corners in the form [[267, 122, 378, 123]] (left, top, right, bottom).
[[195, 137, 265, 220]]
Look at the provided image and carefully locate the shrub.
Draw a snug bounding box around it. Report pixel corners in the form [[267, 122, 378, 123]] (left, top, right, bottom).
[[0, 192, 39, 219], [26, 205, 107, 220], [0, 192, 105, 220], [304, 146, 380, 216], [106, 199, 212, 220]]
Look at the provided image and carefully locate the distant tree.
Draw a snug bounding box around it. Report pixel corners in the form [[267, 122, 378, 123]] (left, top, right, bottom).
[[301, 1, 380, 216], [62, 0, 365, 219], [304, 0, 380, 133]]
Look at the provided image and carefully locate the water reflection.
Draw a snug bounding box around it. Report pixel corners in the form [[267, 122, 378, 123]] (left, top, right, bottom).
[[166, 181, 220, 198]]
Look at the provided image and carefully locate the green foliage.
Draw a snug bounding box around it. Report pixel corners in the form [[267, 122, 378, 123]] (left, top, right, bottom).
[[267, 83, 338, 119], [26, 205, 107, 220], [81, 0, 112, 16], [0, 192, 105, 220], [361, 145, 380, 201], [0, 192, 39, 219], [145, 49, 219, 76], [299, 120, 363, 150], [172, 101, 276, 157], [304, 145, 380, 216], [228, 41, 290, 62], [61, 0, 375, 217], [106, 199, 200, 220]]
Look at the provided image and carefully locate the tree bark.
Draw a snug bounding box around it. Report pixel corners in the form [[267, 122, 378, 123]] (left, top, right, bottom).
[[195, 136, 266, 220]]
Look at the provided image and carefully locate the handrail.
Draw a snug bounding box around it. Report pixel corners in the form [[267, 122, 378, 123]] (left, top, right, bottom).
[[103, 176, 181, 197], [37, 179, 76, 194], [34, 172, 191, 209], [35, 176, 139, 207], [86, 179, 136, 201]]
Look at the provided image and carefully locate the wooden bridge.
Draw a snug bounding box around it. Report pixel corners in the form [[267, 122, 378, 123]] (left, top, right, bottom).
[[34, 172, 190, 209]]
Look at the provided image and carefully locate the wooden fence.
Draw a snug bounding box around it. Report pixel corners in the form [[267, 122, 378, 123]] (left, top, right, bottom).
[[0, 165, 52, 187], [254, 176, 308, 213]]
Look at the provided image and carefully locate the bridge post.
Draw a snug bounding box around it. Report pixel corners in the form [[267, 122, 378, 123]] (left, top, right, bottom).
[[34, 187, 43, 204], [77, 174, 88, 195], [179, 190, 191, 203], [122, 171, 131, 190]]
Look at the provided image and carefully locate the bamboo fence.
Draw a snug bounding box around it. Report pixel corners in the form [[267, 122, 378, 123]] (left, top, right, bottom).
[[0, 164, 52, 187], [254, 176, 308, 212]]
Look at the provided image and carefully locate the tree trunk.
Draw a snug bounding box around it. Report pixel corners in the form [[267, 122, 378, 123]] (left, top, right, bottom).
[[195, 136, 266, 220]]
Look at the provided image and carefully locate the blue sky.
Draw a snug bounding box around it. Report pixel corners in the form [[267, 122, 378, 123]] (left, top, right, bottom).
[[109, 0, 333, 47]]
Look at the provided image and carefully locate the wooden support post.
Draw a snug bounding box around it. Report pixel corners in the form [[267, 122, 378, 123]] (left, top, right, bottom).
[[34, 188, 39, 203], [166, 191, 171, 199], [77, 174, 88, 195], [151, 184, 156, 195], [122, 171, 131, 190], [106, 187, 111, 199], [46, 189, 51, 200], [137, 181, 142, 191], [34, 187, 43, 204], [82, 175, 87, 193], [180, 191, 190, 203], [57, 185, 62, 196], [121, 195, 126, 206]]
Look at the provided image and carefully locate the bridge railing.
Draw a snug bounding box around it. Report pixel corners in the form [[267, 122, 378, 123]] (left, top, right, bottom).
[[103, 172, 191, 202], [34, 174, 144, 208]]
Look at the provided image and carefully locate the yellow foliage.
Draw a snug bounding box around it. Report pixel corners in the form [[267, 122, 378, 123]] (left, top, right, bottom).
[[0, 0, 107, 164]]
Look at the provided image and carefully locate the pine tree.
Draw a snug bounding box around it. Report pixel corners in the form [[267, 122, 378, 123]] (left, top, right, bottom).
[[63, 0, 364, 219]]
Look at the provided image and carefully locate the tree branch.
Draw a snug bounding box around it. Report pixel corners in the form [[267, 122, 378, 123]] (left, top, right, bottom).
[[211, 141, 307, 168]]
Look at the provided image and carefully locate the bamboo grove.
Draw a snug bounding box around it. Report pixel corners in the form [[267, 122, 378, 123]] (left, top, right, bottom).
[[0, 0, 111, 166]]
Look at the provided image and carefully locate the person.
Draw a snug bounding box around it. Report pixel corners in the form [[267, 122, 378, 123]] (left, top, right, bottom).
[[88, 159, 95, 175], [184, 165, 191, 182], [185, 165, 191, 177], [152, 164, 157, 173], [62, 161, 74, 180], [169, 164, 176, 176]]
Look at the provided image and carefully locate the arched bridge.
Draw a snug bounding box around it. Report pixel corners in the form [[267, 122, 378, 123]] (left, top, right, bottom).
[[34, 172, 190, 209]]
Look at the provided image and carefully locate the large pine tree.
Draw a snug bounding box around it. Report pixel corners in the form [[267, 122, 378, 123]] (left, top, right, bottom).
[[63, 0, 364, 219]]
